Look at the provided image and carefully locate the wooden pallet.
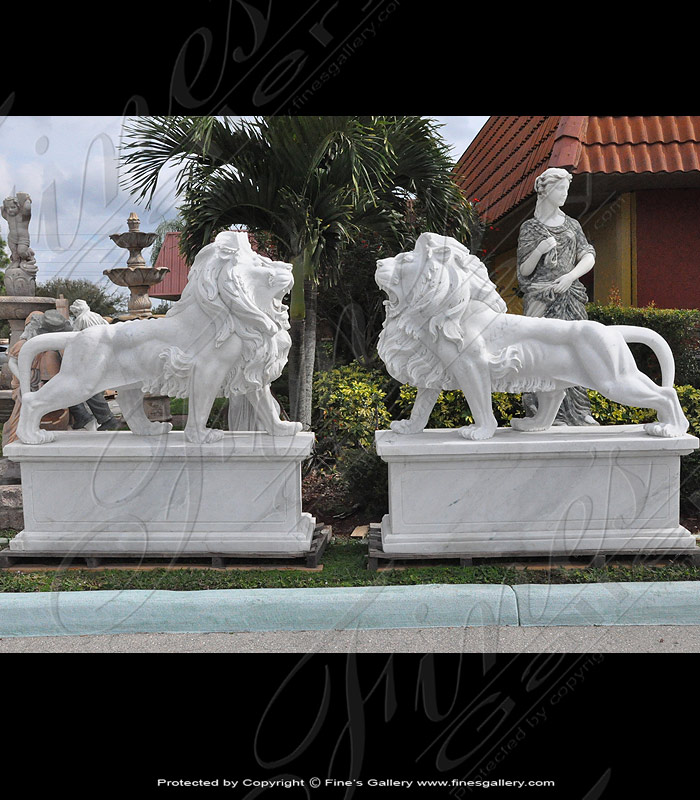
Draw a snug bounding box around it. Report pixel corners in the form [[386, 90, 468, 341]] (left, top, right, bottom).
[[0, 524, 332, 571], [367, 527, 700, 571]]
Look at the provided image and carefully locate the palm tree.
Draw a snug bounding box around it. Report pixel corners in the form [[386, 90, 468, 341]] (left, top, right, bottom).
[[118, 115, 478, 427]]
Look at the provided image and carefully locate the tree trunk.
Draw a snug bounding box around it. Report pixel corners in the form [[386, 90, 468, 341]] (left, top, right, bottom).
[[288, 316, 303, 422], [299, 280, 317, 428], [287, 279, 317, 429]]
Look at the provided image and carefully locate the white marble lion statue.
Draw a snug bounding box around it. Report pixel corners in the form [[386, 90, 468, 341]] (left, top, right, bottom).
[[10, 230, 302, 444], [376, 232, 688, 440]]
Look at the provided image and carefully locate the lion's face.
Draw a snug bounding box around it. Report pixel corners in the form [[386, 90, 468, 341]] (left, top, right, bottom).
[[375, 250, 425, 308], [238, 255, 294, 314], [376, 233, 467, 309]]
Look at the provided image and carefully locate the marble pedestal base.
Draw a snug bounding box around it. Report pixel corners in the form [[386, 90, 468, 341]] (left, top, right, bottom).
[[375, 426, 699, 557], [4, 431, 315, 556]]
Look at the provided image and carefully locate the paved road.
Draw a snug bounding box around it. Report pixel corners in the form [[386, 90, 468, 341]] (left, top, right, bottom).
[[3, 625, 700, 652]]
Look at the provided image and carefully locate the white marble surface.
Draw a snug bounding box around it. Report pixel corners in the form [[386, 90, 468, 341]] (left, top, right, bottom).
[[5, 431, 316, 555], [376, 426, 699, 556]]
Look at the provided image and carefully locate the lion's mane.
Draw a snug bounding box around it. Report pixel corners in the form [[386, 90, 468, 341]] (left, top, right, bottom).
[[142, 243, 291, 397], [377, 236, 550, 392]]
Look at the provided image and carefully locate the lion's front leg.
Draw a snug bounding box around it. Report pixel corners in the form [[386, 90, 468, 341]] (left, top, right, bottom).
[[452, 356, 498, 441], [184, 377, 224, 444], [250, 386, 303, 436], [391, 388, 440, 434]]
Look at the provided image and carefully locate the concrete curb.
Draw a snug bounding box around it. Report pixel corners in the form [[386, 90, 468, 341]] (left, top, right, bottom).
[[0, 584, 519, 638], [513, 582, 700, 626], [1, 582, 699, 638]]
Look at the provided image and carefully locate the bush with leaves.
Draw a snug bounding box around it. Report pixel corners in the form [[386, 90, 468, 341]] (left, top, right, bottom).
[[313, 364, 392, 451], [36, 277, 126, 319], [309, 364, 393, 518]]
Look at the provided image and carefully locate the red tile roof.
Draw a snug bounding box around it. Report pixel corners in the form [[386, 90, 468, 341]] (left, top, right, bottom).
[[455, 116, 700, 223], [577, 116, 700, 174]]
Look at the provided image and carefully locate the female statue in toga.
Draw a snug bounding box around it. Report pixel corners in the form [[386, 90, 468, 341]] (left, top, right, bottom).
[[516, 167, 597, 425]]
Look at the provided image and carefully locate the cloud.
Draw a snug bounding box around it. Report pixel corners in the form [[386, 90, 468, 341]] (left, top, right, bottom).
[[0, 115, 490, 284], [431, 116, 490, 159], [0, 116, 179, 284]]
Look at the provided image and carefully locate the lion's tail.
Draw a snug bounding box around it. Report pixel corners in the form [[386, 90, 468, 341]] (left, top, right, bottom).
[[10, 332, 78, 394], [613, 325, 675, 387]]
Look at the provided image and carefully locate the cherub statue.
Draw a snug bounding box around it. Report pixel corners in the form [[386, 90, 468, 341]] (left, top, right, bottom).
[[1, 193, 38, 295]]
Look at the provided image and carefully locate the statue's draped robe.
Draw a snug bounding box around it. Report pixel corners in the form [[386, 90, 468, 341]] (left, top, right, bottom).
[[516, 215, 596, 425]]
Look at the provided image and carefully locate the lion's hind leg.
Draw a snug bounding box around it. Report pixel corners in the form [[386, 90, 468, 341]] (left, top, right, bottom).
[[599, 374, 688, 438], [17, 371, 101, 445], [510, 390, 567, 433], [117, 385, 173, 436]]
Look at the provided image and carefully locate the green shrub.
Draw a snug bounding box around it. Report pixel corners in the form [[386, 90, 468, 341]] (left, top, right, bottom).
[[310, 364, 393, 516], [587, 303, 700, 387], [313, 364, 392, 451]]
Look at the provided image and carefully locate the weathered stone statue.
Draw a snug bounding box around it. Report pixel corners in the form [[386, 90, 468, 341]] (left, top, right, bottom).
[[68, 300, 120, 431], [70, 298, 108, 329], [516, 167, 597, 425], [9, 230, 302, 444], [2, 310, 71, 446], [1, 193, 38, 296], [376, 232, 688, 440]]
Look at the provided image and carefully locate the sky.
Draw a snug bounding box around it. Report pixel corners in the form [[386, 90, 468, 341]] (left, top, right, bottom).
[[0, 115, 490, 293]]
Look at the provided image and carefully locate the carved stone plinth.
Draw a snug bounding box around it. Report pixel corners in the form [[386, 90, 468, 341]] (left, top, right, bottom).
[[4, 431, 316, 555], [375, 426, 699, 557]]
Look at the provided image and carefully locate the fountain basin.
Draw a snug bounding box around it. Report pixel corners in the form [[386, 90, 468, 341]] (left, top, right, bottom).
[[0, 296, 57, 320]]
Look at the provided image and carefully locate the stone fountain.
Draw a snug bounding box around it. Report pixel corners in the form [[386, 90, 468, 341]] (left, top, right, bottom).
[[105, 213, 171, 422], [105, 212, 168, 319]]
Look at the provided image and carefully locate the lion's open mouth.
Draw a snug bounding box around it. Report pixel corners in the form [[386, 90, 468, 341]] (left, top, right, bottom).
[[375, 259, 395, 290]]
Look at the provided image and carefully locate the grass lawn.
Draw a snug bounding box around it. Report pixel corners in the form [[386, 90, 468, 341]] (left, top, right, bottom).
[[1, 535, 699, 592]]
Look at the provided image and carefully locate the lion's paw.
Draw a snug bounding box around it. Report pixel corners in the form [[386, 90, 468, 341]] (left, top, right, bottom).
[[185, 427, 225, 444], [145, 421, 173, 436], [644, 422, 686, 438], [510, 417, 548, 433], [390, 419, 424, 435], [19, 428, 56, 445], [459, 424, 497, 441]]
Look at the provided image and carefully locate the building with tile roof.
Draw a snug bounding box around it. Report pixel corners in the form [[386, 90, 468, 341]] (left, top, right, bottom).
[[454, 116, 700, 312], [149, 232, 187, 302]]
